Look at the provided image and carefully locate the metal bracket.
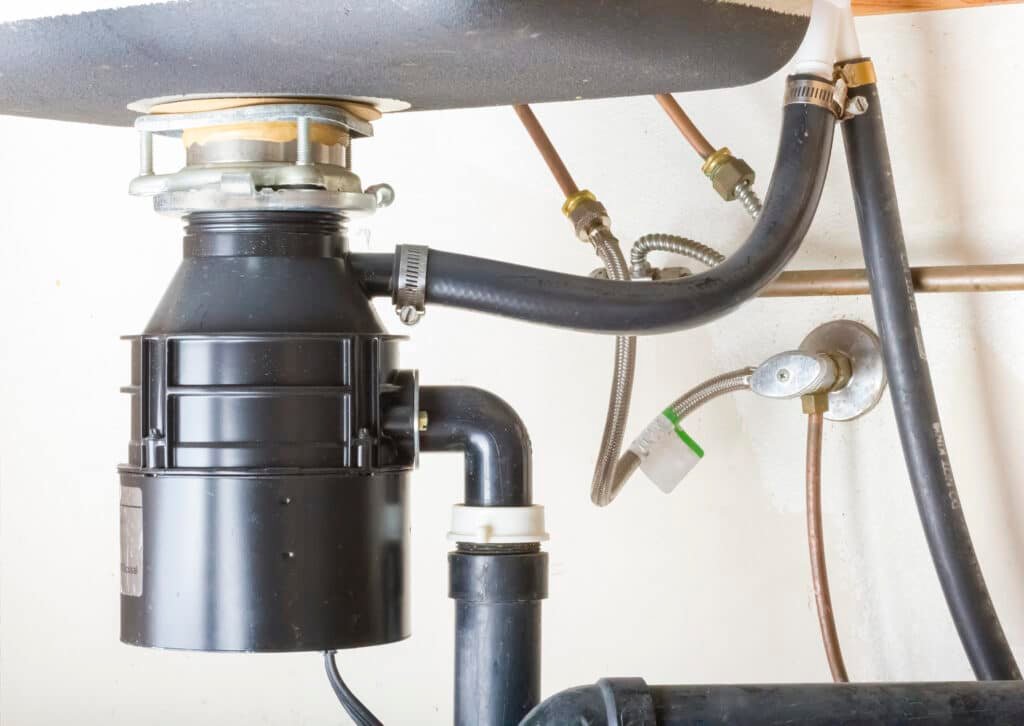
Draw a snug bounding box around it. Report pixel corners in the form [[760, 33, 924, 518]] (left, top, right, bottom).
[[394, 245, 429, 325]]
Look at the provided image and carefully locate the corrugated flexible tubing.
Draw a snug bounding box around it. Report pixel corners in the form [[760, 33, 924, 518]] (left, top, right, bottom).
[[630, 234, 726, 274], [349, 100, 836, 334], [844, 74, 1019, 679]]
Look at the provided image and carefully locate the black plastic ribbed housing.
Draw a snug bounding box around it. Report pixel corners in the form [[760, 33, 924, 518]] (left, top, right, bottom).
[[118, 212, 416, 652]]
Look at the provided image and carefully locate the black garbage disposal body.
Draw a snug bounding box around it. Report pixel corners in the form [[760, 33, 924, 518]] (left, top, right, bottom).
[[119, 211, 414, 652]]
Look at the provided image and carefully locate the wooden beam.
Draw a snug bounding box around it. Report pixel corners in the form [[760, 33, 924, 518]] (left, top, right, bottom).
[[853, 0, 1021, 15]]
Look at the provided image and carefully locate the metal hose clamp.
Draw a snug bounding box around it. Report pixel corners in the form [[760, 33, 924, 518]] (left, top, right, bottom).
[[394, 244, 429, 325], [784, 77, 844, 119], [836, 59, 877, 89]]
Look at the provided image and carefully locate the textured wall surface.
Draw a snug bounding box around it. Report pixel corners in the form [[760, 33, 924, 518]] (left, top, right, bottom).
[[1, 4, 1023, 724]]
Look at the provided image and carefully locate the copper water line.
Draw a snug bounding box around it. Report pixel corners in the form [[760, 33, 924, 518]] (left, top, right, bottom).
[[654, 94, 715, 160], [806, 412, 850, 683], [512, 104, 579, 198], [763, 264, 1024, 297]]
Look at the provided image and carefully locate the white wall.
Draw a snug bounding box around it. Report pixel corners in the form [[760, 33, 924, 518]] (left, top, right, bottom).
[[2, 6, 1023, 723]]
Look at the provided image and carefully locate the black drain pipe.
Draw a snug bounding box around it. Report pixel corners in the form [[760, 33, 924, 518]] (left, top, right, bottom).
[[418, 386, 533, 507], [843, 66, 1019, 679], [418, 386, 548, 726], [520, 678, 1024, 725]]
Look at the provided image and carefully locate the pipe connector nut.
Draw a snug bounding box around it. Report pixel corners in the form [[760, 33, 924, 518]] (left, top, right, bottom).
[[702, 148, 756, 202], [565, 193, 611, 243]]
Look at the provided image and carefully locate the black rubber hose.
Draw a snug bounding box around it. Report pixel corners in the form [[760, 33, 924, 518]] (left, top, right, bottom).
[[418, 385, 533, 506], [323, 651, 383, 726], [349, 97, 835, 335], [843, 75, 1019, 680], [519, 678, 1024, 725]]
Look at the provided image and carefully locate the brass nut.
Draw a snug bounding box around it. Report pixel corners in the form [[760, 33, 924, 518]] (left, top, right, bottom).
[[561, 189, 596, 217], [702, 148, 755, 202], [801, 392, 831, 415], [567, 198, 610, 243], [417, 410, 429, 432]]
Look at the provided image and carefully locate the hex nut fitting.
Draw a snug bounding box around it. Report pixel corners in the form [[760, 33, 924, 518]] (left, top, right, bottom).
[[567, 197, 611, 243], [801, 392, 831, 415], [702, 147, 755, 202], [561, 189, 596, 217]]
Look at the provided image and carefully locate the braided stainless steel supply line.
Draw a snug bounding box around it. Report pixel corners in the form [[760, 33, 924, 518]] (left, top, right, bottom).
[[590, 227, 637, 507], [610, 367, 756, 501], [595, 233, 734, 505], [668, 367, 756, 420], [593, 235, 731, 503]]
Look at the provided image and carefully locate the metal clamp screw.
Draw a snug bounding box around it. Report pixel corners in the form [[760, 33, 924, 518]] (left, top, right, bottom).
[[843, 95, 870, 120]]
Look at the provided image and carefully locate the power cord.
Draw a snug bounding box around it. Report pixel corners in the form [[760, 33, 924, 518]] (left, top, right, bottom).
[[323, 651, 383, 726]]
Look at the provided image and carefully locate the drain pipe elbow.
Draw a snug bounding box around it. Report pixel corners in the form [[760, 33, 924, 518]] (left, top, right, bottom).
[[419, 385, 547, 726], [418, 385, 533, 507], [520, 679, 655, 726]]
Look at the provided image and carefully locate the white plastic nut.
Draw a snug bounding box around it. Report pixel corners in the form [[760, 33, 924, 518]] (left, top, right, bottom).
[[628, 412, 704, 494], [447, 505, 549, 545]]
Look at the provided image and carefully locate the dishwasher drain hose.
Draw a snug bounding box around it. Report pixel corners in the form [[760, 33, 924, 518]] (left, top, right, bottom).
[[843, 69, 1019, 680], [350, 98, 836, 335]]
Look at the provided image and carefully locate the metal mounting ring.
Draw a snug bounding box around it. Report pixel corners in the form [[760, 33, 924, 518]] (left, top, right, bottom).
[[394, 244, 429, 325]]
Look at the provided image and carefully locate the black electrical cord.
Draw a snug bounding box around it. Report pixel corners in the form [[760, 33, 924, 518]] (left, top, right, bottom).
[[323, 651, 383, 726], [350, 97, 835, 335], [843, 71, 1019, 680]]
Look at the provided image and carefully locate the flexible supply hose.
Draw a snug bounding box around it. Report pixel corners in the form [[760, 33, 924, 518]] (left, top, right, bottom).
[[350, 101, 836, 335], [844, 76, 1019, 679], [612, 368, 756, 499], [668, 368, 755, 420], [508, 103, 637, 508], [590, 229, 637, 506], [630, 234, 726, 275], [805, 413, 849, 682], [594, 234, 729, 505]]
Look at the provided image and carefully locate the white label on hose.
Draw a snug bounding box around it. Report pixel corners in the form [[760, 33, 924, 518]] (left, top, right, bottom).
[[629, 412, 704, 494]]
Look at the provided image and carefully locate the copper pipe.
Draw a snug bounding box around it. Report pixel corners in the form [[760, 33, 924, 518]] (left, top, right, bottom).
[[762, 264, 1024, 297], [654, 93, 715, 160], [806, 412, 849, 683], [512, 104, 579, 198]]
